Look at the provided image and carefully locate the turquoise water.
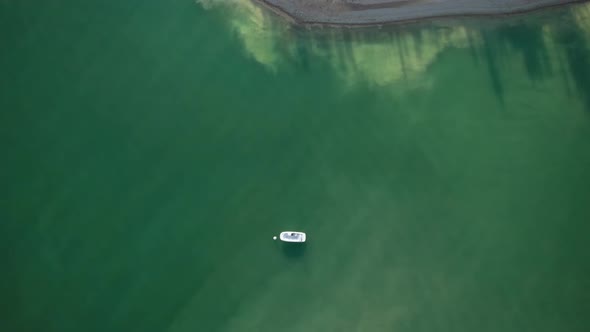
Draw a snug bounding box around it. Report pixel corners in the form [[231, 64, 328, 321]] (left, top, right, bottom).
[[2, 1, 590, 331]]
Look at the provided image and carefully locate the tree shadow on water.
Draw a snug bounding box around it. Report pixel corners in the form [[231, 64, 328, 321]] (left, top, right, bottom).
[[478, 6, 590, 110], [497, 23, 551, 81], [481, 22, 547, 106], [481, 30, 506, 106], [553, 21, 590, 112]]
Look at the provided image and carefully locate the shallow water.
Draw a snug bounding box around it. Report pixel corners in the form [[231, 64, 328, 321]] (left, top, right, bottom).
[[2, 1, 590, 332]]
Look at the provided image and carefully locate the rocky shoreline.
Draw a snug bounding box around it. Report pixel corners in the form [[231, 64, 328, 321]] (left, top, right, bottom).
[[256, 0, 587, 27]]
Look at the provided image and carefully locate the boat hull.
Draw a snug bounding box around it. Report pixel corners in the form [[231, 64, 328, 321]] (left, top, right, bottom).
[[279, 231, 306, 243]]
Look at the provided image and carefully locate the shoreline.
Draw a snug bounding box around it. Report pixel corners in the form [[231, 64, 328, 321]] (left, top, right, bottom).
[[254, 0, 588, 28]]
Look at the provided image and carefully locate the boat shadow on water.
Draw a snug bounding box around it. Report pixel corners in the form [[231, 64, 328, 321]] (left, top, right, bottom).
[[281, 242, 307, 260]]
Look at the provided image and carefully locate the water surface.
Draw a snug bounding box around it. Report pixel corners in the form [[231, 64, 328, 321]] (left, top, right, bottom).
[[2, 1, 590, 332]]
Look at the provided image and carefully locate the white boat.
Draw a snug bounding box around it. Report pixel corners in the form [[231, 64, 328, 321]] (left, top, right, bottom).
[[279, 231, 306, 243]]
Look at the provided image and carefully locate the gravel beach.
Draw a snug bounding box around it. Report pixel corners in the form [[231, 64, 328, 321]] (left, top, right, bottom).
[[257, 0, 586, 26]]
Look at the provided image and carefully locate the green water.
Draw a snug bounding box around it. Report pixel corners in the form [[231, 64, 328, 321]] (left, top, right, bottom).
[[2, 1, 590, 331]]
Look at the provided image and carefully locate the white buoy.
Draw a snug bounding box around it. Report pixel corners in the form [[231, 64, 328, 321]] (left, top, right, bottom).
[[273, 236, 277, 240]]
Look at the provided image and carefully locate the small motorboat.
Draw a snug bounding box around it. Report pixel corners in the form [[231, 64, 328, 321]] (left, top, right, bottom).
[[279, 231, 306, 243]]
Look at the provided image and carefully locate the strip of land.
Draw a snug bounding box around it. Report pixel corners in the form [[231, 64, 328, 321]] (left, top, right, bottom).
[[257, 0, 587, 26]]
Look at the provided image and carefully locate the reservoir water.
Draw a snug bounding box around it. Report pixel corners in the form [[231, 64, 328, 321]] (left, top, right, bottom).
[[2, 1, 590, 331]]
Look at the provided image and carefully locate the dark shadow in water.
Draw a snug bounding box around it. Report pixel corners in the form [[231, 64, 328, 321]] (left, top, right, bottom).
[[497, 24, 551, 81], [466, 29, 482, 66], [295, 39, 310, 71], [281, 242, 307, 259], [453, 10, 584, 109], [395, 31, 409, 81], [481, 31, 506, 105], [341, 29, 360, 73], [553, 21, 590, 112], [472, 7, 589, 107], [406, 28, 424, 59], [289, 4, 590, 109]]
